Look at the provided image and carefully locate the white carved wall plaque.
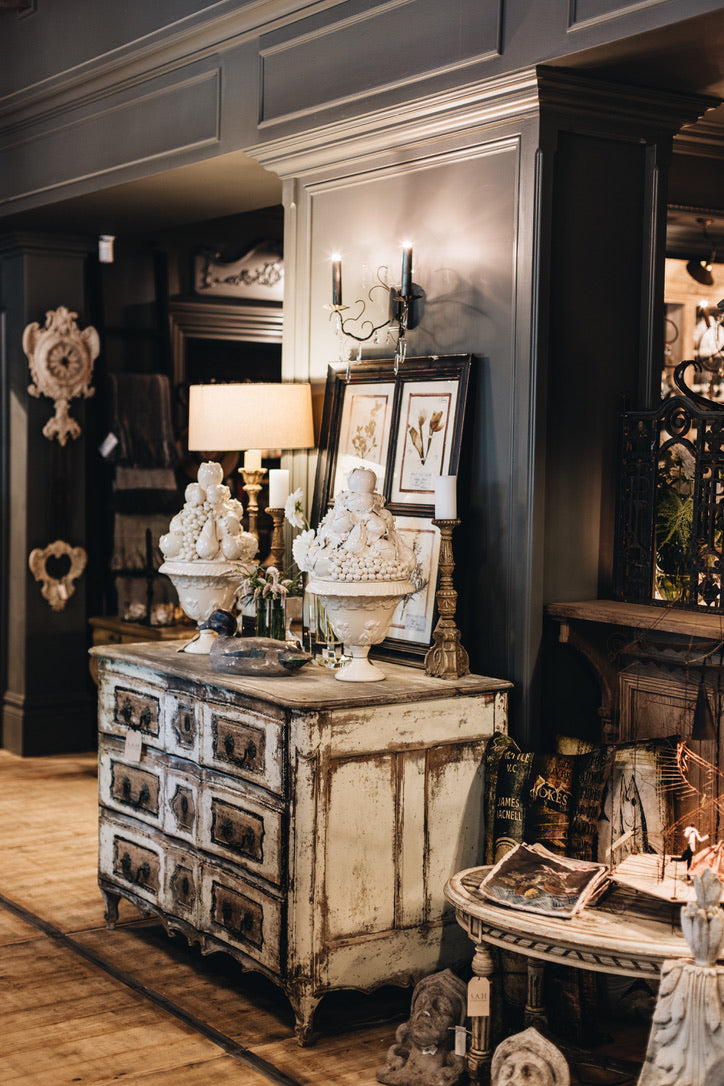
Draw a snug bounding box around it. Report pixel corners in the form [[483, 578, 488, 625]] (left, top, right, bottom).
[[23, 306, 100, 445], [28, 540, 88, 611]]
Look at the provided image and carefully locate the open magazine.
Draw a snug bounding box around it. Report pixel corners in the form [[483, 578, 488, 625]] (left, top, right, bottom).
[[479, 842, 610, 918]]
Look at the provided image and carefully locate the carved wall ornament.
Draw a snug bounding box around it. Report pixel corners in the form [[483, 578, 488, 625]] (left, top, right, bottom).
[[23, 306, 100, 445], [193, 242, 284, 301], [28, 539, 87, 611]]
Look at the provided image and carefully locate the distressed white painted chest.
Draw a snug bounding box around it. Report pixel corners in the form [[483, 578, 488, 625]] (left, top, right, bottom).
[[92, 641, 509, 1042]]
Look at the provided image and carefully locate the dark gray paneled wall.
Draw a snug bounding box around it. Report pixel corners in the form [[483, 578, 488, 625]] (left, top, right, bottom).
[[0, 0, 721, 219]]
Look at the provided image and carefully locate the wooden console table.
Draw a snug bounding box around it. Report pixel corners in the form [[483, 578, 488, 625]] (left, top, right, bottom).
[[545, 599, 724, 745], [445, 865, 698, 1082], [91, 641, 510, 1043]]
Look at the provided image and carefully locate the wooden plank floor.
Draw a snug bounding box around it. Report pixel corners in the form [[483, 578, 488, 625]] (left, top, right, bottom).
[[0, 750, 648, 1085], [0, 750, 411, 1086]]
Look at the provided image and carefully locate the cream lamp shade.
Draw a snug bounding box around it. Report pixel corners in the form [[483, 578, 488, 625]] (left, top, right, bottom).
[[188, 382, 315, 452]]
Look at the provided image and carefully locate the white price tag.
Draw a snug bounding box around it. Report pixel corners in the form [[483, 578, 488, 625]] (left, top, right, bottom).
[[124, 729, 142, 763], [98, 432, 119, 459], [467, 976, 490, 1017], [454, 1025, 468, 1057]]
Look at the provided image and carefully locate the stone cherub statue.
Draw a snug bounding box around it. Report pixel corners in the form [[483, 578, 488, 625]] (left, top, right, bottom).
[[377, 969, 468, 1086], [491, 1027, 570, 1086]]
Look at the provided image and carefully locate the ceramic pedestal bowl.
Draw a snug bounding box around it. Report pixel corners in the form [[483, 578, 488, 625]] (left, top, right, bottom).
[[306, 577, 414, 681], [159, 560, 243, 653]]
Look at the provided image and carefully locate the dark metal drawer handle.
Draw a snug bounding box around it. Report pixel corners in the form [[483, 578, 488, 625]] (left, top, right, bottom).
[[120, 852, 151, 885], [221, 901, 254, 933], [119, 698, 151, 729], [223, 732, 257, 767], [120, 776, 150, 808]]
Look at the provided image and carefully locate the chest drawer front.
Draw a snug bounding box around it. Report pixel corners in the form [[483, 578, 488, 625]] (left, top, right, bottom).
[[200, 783, 283, 886], [164, 849, 200, 926], [99, 751, 163, 828], [163, 769, 200, 844], [202, 868, 281, 973], [98, 674, 164, 749], [165, 694, 200, 761], [100, 821, 163, 906], [203, 703, 284, 795]]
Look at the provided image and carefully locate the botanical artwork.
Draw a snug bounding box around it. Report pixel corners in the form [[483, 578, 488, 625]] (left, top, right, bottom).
[[386, 518, 441, 644], [334, 383, 393, 498], [391, 381, 457, 503]]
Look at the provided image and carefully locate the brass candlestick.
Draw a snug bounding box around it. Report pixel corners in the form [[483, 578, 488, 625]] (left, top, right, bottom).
[[424, 518, 470, 680], [265, 507, 285, 569], [240, 467, 265, 540]]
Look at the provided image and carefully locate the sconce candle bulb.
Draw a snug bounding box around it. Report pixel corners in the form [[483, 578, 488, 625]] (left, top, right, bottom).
[[332, 256, 343, 307], [400, 245, 413, 298]]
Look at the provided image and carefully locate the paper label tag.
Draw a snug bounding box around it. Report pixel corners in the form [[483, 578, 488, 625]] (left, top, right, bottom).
[[98, 432, 119, 458], [467, 976, 490, 1017], [454, 1025, 468, 1057], [124, 729, 143, 763]]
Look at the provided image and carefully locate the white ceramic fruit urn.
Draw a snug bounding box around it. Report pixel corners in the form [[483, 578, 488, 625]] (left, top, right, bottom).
[[158, 461, 257, 653], [304, 468, 415, 681]]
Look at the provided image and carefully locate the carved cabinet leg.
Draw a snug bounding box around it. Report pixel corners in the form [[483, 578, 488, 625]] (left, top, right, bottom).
[[100, 886, 120, 930], [288, 986, 322, 1046], [467, 940, 495, 1083]]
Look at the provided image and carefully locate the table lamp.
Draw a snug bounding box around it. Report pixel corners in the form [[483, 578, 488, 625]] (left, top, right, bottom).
[[188, 382, 315, 544]]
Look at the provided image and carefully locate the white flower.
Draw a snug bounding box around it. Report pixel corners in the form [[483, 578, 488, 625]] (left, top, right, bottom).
[[285, 487, 306, 529], [292, 528, 316, 572]]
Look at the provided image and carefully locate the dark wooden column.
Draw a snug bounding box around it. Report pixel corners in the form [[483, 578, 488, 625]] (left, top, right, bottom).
[[528, 71, 718, 748], [0, 231, 97, 755]]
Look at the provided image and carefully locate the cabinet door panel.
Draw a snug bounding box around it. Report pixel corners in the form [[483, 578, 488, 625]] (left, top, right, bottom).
[[425, 740, 486, 919], [323, 755, 396, 940]]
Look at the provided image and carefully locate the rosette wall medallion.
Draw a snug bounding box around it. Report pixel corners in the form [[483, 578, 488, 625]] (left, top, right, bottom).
[[28, 540, 88, 611], [23, 306, 100, 445]]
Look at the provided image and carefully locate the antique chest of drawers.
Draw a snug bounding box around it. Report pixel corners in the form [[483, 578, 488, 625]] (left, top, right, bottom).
[[92, 641, 510, 1042]]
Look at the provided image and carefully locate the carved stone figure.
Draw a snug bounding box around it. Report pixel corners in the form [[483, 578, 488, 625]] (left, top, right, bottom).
[[23, 306, 100, 444], [377, 969, 467, 1086], [491, 1027, 570, 1086], [637, 868, 724, 1086]]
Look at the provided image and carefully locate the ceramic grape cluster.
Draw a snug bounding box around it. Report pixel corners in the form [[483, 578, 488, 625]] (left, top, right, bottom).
[[159, 461, 257, 564]]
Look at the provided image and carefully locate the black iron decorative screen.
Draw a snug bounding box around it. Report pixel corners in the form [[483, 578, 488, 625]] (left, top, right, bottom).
[[614, 364, 724, 612]]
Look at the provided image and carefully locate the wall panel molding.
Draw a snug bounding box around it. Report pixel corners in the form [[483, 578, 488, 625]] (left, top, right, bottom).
[[251, 67, 539, 177], [0, 65, 221, 209], [258, 0, 502, 127]]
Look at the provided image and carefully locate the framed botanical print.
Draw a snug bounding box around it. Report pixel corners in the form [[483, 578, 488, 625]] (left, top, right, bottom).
[[311, 354, 472, 663]]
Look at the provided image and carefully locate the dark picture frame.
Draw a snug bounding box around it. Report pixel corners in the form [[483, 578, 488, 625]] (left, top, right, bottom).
[[311, 354, 472, 664]]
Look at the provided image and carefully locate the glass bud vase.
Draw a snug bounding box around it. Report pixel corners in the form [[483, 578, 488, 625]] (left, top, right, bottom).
[[256, 596, 286, 641]]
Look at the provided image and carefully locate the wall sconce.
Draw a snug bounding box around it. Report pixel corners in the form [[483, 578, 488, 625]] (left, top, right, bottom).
[[327, 245, 423, 374], [687, 218, 716, 287]]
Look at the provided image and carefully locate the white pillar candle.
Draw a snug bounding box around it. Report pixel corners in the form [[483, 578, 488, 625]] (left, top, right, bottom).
[[243, 449, 262, 472], [434, 475, 457, 520], [268, 468, 289, 509]]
